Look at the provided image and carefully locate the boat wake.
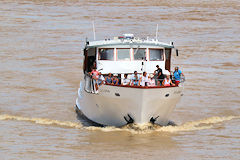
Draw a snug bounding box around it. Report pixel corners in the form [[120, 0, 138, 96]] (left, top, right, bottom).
[[0, 114, 83, 129], [0, 114, 239, 134]]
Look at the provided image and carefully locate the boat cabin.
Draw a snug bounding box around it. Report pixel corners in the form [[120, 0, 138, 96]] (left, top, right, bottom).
[[83, 34, 174, 75]]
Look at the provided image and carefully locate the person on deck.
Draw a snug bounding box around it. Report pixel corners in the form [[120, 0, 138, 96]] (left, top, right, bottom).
[[122, 74, 130, 85], [131, 71, 140, 80], [97, 72, 105, 85], [157, 71, 164, 86], [112, 74, 119, 85], [173, 66, 184, 86], [162, 72, 175, 87], [90, 67, 99, 80], [155, 65, 162, 75], [139, 71, 149, 86], [148, 74, 156, 86], [131, 75, 139, 86], [154, 65, 164, 86], [90, 67, 100, 91], [105, 73, 113, 84]]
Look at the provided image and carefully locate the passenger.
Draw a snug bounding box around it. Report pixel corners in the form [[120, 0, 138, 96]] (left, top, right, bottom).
[[90, 67, 99, 80], [157, 71, 164, 86], [155, 65, 163, 75], [131, 71, 140, 83], [162, 72, 175, 87], [132, 76, 139, 86], [97, 72, 105, 85], [122, 74, 130, 85], [139, 71, 149, 86], [90, 67, 100, 91], [105, 73, 113, 84], [148, 74, 156, 86], [154, 65, 163, 84], [90, 61, 96, 72], [154, 65, 164, 86], [173, 66, 184, 86], [112, 74, 119, 85]]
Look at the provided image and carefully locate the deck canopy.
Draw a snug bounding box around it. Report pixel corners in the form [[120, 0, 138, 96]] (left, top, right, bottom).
[[86, 37, 174, 49]]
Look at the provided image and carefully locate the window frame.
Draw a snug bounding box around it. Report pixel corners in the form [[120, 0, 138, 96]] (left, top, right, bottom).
[[98, 48, 115, 61], [116, 48, 131, 61], [132, 48, 147, 61], [148, 48, 165, 61]]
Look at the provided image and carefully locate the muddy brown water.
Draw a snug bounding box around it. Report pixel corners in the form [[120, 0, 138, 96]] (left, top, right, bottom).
[[0, 0, 240, 159]]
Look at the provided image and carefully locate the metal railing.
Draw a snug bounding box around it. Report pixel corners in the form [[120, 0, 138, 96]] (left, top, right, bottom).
[[84, 73, 185, 92], [84, 74, 98, 93]]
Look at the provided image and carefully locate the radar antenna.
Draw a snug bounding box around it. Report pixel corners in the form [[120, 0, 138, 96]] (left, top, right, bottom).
[[92, 21, 96, 40], [155, 24, 158, 41]]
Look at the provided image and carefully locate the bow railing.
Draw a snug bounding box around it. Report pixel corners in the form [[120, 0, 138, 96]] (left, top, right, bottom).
[[84, 73, 185, 92]]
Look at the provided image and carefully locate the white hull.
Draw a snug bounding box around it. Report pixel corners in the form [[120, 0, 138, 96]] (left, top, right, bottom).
[[76, 81, 183, 126]]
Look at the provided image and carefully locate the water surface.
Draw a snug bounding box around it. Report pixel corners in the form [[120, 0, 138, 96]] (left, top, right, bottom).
[[0, 0, 240, 159]]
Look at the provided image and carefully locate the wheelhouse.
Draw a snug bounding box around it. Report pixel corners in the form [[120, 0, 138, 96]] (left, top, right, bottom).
[[83, 35, 174, 75]]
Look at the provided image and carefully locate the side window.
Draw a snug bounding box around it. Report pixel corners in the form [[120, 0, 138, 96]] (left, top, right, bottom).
[[133, 48, 146, 60], [149, 49, 164, 61], [98, 48, 114, 60], [117, 49, 130, 61]]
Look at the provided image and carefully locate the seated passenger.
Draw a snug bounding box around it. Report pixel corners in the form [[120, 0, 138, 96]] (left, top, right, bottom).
[[148, 74, 156, 86], [139, 71, 149, 86], [105, 73, 113, 84], [112, 74, 119, 85], [162, 72, 175, 87], [97, 72, 105, 85], [122, 74, 130, 85], [131, 71, 140, 81], [131, 75, 139, 86]]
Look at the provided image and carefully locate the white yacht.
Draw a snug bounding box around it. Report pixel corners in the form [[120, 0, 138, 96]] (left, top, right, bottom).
[[76, 34, 184, 126]]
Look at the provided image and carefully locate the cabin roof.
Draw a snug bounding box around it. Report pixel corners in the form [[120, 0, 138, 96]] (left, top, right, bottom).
[[85, 38, 174, 49]]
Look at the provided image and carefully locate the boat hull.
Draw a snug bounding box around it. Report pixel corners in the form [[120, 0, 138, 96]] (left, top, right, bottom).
[[76, 82, 183, 126]]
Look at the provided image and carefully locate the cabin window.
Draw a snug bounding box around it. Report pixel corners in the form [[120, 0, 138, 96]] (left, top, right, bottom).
[[98, 48, 114, 60], [117, 49, 130, 61], [133, 48, 146, 60], [149, 49, 164, 61]]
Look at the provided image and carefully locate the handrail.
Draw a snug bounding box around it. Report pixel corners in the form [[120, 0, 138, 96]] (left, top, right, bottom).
[[105, 83, 178, 89], [99, 76, 185, 83], [84, 73, 98, 93], [85, 73, 185, 88]]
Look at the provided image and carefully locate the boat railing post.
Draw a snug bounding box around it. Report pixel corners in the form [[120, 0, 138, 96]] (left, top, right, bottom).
[[84, 74, 90, 93], [92, 78, 96, 93]]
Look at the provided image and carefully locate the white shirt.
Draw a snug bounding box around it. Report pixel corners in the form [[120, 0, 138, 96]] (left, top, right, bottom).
[[122, 78, 130, 85], [131, 74, 140, 80], [148, 78, 155, 86], [164, 78, 171, 86], [98, 75, 105, 84], [140, 75, 149, 86]]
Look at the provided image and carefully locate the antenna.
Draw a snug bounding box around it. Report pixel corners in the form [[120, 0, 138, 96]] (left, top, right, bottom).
[[155, 24, 158, 40], [92, 21, 96, 40]]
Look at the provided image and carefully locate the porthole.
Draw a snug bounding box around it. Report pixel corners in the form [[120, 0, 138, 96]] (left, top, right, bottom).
[[165, 94, 169, 97]]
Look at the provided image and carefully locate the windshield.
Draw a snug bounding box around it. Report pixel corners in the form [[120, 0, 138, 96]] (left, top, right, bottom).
[[133, 48, 146, 60], [98, 48, 114, 60], [117, 49, 130, 61], [149, 49, 164, 61]]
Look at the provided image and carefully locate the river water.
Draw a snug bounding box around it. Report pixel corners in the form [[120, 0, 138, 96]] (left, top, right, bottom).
[[0, 0, 240, 159]]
